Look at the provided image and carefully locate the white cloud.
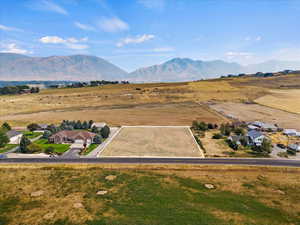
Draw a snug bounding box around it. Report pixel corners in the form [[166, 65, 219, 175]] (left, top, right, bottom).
[[98, 17, 129, 32], [39, 36, 89, 49], [152, 47, 174, 52], [0, 43, 31, 54], [0, 24, 23, 32], [226, 51, 253, 61], [30, 0, 68, 15], [74, 22, 96, 31], [117, 34, 155, 47], [138, 0, 165, 10], [244, 36, 262, 41]]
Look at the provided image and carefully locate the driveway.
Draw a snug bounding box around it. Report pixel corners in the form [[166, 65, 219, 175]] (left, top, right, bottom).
[[270, 146, 286, 158], [61, 148, 81, 158]]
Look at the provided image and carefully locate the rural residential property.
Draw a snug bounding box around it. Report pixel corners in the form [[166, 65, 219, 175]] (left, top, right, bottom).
[[0, 1, 300, 225]]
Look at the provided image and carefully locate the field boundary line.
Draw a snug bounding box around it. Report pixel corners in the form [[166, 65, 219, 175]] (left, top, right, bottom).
[[121, 125, 190, 128], [188, 127, 205, 158], [97, 127, 123, 158]]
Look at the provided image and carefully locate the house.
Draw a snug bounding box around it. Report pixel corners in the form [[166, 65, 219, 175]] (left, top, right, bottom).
[[49, 130, 96, 145], [228, 135, 245, 145], [91, 122, 107, 129], [283, 129, 298, 136], [288, 144, 300, 152], [38, 124, 48, 130], [6, 130, 23, 144], [247, 130, 265, 146]]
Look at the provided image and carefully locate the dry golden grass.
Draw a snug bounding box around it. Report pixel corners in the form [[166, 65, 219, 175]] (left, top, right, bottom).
[[0, 164, 299, 225], [0, 79, 266, 126], [100, 126, 204, 157], [255, 89, 300, 114]]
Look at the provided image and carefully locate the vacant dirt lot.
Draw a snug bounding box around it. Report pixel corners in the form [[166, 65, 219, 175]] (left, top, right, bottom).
[[255, 89, 300, 114], [210, 102, 300, 130], [100, 126, 204, 157]]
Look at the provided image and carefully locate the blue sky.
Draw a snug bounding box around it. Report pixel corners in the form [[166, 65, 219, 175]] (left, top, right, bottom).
[[1, 0, 300, 71]]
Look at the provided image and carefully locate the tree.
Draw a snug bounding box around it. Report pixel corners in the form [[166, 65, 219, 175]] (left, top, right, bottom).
[[20, 136, 31, 153], [220, 123, 231, 136], [82, 121, 89, 129], [88, 120, 94, 129], [27, 123, 40, 131], [100, 125, 110, 138], [212, 133, 223, 139], [207, 123, 214, 129], [91, 126, 99, 134], [93, 135, 102, 144], [1, 122, 11, 131], [42, 130, 52, 139], [27, 143, 42, 153], [234, 127, 245, 136], [252, 138, 272, 156], [227, 139, 238, 150], [0, 130, 9, 148], [74, 120, 82, 129], [45, 146, 55, 154], [240, 136, 248, 147]]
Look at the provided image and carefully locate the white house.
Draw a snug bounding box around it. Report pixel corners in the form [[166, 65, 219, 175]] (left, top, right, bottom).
[[6, 130, 23, 144], [283, 129, 298, 136], [91, 122, 107, 129], [247, 130, 265, 146], [288, 144, 300, 152]]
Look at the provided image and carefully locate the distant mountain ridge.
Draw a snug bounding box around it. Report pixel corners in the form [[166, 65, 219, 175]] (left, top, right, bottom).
[[1, 53, 300, 82], [0, 53, 127, 81], [128, 58, 300, 82]]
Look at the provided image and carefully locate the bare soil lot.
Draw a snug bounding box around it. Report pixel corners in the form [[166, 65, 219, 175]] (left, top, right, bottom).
[[100, 126, 204, 157], [210, 102, 300, 130]]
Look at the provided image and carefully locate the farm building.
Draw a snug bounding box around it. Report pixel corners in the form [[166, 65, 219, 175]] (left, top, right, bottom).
[[6, 130, 23, 144], [248, 121, 277, 131], [283, 129, 298, 136], [91, 122, 107, 129], [288, 144, 300, 152]]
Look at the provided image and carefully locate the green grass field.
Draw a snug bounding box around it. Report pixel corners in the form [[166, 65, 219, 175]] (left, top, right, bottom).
[[0, 165, 299, 225], [82, 144, 99, 155], [23, 131, 43, 139], [0, 144, 17, 153], [34, 139, 70, 154]]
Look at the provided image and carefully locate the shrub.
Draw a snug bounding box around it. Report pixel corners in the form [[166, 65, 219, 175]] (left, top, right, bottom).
[[93, 135, 102, 144], [0, 130, 9, 148], [212, 133, 223, 139], [42, 130, 52, 139], [45, 146, 55, 154], [227, 139, 238, 150], [1, 122, 11, 131], [194, 136, 205, 152], [20, 136, 31, 153], [27, 123, 40, 131], [101, 125, 110, 138], [27, 143, 42, 153]]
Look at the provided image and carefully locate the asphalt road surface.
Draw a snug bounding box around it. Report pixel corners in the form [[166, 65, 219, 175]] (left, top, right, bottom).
[[0, 157, 300, 167]]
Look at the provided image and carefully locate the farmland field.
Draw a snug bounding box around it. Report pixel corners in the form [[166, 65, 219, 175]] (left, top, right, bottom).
[[255, 89, 300, 114], [100, 126, 204, 157], [210, 102, 300, 130], [0, 164, 299, 225]]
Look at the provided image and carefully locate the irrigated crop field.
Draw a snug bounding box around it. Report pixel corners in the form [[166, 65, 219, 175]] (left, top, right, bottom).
[[100, 126, 204, 157], [0, 164, 299, 225]]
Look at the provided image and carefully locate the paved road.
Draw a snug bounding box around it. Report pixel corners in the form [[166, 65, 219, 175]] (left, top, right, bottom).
[[0, 157, 300, 167]]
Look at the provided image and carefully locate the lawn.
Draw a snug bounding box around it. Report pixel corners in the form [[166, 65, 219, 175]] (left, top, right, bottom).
[[0, 165, 299, 225], [22, 131, 43, 139], [34, 138, 70, 154], [0, 144, 17, 153], [82, 143, 99, 155]]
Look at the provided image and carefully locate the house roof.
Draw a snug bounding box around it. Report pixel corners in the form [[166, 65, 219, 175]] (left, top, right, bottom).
[[229, 135, 244, 142], [50, 130, 96, 140], [247, 130, 264, 139], [92, 122, 106, 128], [288, 144, 300, 150], [283, 129, 297, 134], [38, 124, 48, 129], [6, 130, 22, 138], [261, 123, 277, 129]]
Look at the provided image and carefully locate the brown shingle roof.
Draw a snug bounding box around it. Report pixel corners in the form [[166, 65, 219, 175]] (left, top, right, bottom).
[[50, 130, 96, 140]]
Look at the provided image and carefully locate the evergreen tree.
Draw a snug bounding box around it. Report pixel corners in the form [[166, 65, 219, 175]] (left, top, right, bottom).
[[20, 136, 31, 153], [1, 122, 11, 131], [0, 130, 9, 148], [100, 125, 110, 138]]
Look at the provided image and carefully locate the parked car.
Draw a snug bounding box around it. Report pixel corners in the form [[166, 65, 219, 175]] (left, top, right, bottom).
[[277, 143, 286, 149], [0, 154, 7, 159]]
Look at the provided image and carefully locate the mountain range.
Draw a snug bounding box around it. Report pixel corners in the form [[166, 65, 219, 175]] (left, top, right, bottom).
[[1, 53, 300, 82]]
